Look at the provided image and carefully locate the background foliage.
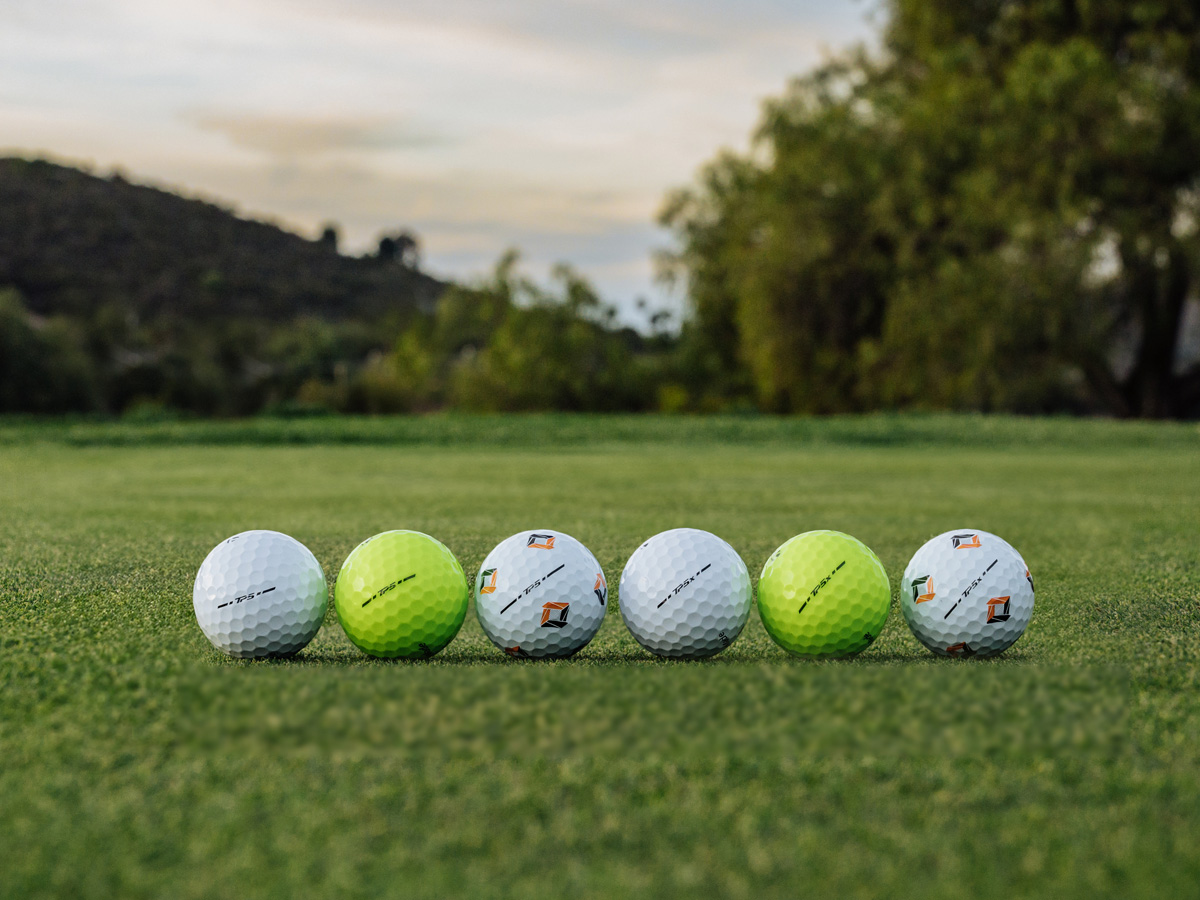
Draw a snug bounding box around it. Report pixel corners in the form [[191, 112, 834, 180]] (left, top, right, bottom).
[[4, 2, 1200, 417], [661, 0, 1200, 416]]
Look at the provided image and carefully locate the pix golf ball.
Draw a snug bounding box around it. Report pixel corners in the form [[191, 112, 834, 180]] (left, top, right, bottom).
[[334, 530, 468, 659], [193, 530, 328, 659], [475, 529, 607, 658], [757, 530, 890, 659], [901, 529, 1034, 658], [618, 528, 752, 659]]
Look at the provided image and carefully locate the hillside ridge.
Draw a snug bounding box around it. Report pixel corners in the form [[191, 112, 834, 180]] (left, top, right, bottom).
[[0, 156, 442, 323]]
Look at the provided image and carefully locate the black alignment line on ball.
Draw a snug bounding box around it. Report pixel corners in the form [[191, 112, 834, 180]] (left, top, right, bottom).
[[361, 573, 415, 608], [657, 563, 711, 608], [217, 585, 275, 610], [942, 559, 997, 620], [501, 564, 565, 614]]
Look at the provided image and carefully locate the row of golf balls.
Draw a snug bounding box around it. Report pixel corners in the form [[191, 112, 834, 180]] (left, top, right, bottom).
[[193, 527, 1035, 661]]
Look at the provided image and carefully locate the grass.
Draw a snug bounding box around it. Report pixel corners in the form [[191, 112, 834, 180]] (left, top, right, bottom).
[[2, 409, 1199, 448], [1, 414, 1198, 898]]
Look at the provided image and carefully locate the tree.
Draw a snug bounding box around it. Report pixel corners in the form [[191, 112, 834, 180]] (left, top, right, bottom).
[[880, 0, 1200, 416], [662, 0, 1200, 417], [318, 223, 340, 253], [663, 64, 901, 413], [376, 231, 421, 268]]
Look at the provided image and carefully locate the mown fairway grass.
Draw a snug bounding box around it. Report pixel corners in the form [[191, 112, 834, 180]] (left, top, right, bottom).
[[1, 414, 1198, 899]]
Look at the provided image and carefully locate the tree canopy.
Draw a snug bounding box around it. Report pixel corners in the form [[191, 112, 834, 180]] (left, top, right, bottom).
[[661, 0, 1200, 416]]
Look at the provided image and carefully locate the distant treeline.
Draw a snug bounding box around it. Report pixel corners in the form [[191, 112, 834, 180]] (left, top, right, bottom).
[[0, 159, 686, 416], [3, 1, 1200, 418]]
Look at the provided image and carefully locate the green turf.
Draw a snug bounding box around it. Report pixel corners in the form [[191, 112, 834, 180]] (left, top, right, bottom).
[[1, 415, 1197, 899]]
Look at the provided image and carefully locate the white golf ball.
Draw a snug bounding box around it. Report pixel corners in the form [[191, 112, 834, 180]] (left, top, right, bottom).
[[901, 529, 1034, 658], [193, 530, 328, 658], [474, 530, 608, 658], [618, 528, 752, 659]]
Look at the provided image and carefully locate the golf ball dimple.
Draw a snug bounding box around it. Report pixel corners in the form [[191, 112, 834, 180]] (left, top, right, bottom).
[[618, 528, 752, 659], [334, 530, 468, 659], [475, 529, 607, 659], [901, 529, 1034, 658], [757, 530, 891, 659], [193, 530, 328, 659]]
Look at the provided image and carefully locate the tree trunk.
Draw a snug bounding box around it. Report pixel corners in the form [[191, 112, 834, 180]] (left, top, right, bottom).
[[1121, 241, 1191, 417]]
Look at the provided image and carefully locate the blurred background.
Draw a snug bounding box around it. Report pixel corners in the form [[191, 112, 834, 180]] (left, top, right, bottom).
[[2, 0, 1199, 418]]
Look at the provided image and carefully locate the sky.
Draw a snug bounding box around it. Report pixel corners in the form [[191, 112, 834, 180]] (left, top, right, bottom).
[[0, 0, 874, 326]]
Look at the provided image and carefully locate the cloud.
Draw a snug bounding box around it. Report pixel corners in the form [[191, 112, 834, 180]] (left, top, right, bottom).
[[251, 0, 868, 59], [189, 111, 446, 157]]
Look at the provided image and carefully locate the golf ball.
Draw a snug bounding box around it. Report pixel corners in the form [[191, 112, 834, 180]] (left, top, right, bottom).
[[618, 528, 752, 659], [901, 529, 1034, 658], [334, 530, 468, 659], [193, 530, 328, 659], [475, 529, 607, 658], [757, 530, 890, 659]]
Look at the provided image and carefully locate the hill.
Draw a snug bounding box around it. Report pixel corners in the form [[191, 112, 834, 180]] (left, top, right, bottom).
[[0, 157, 442, 323], [0, 157, 458, 415]]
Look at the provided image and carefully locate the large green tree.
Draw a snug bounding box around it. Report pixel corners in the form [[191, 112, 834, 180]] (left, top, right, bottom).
[[662, 0, 1200, 416]]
